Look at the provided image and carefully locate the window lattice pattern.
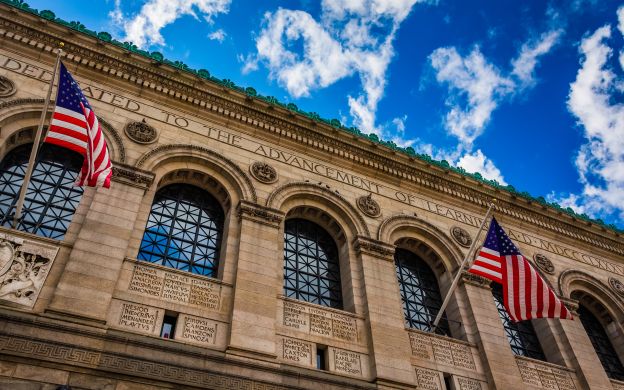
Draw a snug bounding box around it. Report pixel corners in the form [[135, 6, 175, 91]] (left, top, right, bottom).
[[138, 184, 224, 277], [283, 219, 343, 309], [579, 305, 624, 381], [394, 248, 450, 335], [492, 283, 545, 360], [0, 143, 83, 240]]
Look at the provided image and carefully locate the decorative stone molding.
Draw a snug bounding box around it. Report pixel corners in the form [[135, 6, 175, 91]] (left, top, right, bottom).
[[450, 226, 472, 248], [352, 236, 395, 260], [533, 253, 555, 275], [461, 271, 491, 288], [559, 297, 580, 316], [249, 161, 278, 184], [237, 200, 284, 227], [609, 277, 624, 298], [111, 162, 155, 190], [0, 232, 59, 309], [124, 119, 158, 144], [0, 75, 16, 98], [356, 193, 381, 218]]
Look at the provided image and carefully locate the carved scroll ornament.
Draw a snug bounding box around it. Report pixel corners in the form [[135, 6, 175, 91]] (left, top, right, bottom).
[[250, 161, 278, 184]]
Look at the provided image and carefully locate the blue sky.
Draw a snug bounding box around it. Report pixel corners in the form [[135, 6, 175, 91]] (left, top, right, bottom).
[[25, 0, 624, 228]]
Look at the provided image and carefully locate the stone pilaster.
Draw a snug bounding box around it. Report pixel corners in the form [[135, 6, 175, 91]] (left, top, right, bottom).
[[45, 166, 153, 323], [459, 272, 525, 389], [226, 201, 284, 360], [552, 298, 613, 389], [353, 236, 416, 388]]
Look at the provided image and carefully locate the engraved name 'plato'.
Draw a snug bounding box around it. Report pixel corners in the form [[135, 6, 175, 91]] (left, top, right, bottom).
[[3, 53, 620, 276], [128, 264, 221, 310]]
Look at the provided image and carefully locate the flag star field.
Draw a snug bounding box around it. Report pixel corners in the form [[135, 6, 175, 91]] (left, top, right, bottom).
[[29, 0, 624, 228]]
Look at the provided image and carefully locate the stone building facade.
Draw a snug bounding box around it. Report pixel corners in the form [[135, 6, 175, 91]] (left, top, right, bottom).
[[0, 2, 623, 389]]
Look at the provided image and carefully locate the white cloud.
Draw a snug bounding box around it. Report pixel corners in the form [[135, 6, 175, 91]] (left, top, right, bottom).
[[557, 8, 624, 222], [208, 29, 226, 42], [249, 0, 429, 136], [457, 149, 507, 185], [430, 29, 561, 150], [111, 0, 231, 49]]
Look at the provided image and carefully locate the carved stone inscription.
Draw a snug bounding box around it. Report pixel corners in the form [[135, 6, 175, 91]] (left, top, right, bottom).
[[2, 54, 622, 274], [457, 377, 483, 390], [180, 316, 217, 345], [332, 348, 362, 376], [408, 332, 476, 370], [0, 233, 59, 309], [128, 263, 221, 310], [415, 367, 442, 390], [282, 300, 358, 342], [516, 358, 576, 389], [118, 303, 158, 333], [281, 337, 312, 366]]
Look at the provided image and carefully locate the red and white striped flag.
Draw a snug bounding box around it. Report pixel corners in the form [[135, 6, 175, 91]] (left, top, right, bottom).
[[469, 217, 573, 322], [45, 62, 112, 188]]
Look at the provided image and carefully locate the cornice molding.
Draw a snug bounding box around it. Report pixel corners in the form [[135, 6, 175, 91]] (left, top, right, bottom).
[[0, 5, 622, 259], [111, 162, 154, 190]]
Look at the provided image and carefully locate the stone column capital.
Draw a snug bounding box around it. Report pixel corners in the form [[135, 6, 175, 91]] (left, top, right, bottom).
[[111, 162, 155, 190], [352, 236, 395, 261], [236, 200, 284, 228], [461, 271, 492, 289], [559, 297, 580, 316]]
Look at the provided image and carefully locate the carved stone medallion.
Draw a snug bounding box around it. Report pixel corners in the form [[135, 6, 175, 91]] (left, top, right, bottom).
[[0, 76, 16, 98], [450, 226, 472, 247], [250, 161, 278, 184], [356, 193, 381, 218], [609, 277, 624, 298], [533, 253, 555, 275], [124, 119, 158, 144]]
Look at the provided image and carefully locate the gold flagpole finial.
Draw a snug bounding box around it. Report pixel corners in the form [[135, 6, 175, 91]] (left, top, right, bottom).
[[59, 41, 65, 48]]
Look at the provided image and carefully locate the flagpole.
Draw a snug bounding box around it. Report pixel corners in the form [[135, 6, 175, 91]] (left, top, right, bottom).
[[12, 43, 64, 228], [431, 199, 496, 331]]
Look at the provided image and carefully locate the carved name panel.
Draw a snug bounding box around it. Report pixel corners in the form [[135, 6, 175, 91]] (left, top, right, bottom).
[[128, 264, 221, 310], [0, 233, 59, 309], [331, 348, 362, 376], [118, 303, 159, 334], [415, 367, 442, 390], [516, 357, 576, 389], [177, 315, 218, 346], [280, 337, 313, 367], [282, 300, 358, 342], [456, 377, 485, 390], [408, 331, 477, 371]]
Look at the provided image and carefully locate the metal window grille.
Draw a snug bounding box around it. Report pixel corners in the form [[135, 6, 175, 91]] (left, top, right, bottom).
[[491, 283, 546, 360], [578, 305, 624, 381], [394, 248, 450, 335], [283, 218, 343, 309], [0, 143, 83, 240], [138, 184, 224, 277]]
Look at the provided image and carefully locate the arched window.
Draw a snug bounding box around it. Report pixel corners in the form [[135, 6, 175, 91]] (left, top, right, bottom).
[[394, 248, 449, 335], [492, 283, 545, 360], [578, 304, 624, 380], [283, 218, 342, 309], [138, 183, 224, 277], [0, 143, 84, 239]]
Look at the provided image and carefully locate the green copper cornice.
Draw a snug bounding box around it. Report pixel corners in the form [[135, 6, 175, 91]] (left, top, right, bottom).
[[1, 0, 621, 234]]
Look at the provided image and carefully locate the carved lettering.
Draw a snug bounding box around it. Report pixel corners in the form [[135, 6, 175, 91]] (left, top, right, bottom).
[[180, 316, 217, 345], [282, 337, 312, 365], [415, 367, 442, 390], [118, 303, 157, 332], [516, 358, 576, 389], [457, 377, 483, 390], [333, 349, 362, 376], [331, 313, 357, 342], [409, 333, 430, 359], [431, 338, 454, 366], [283, 301, 308, 330]]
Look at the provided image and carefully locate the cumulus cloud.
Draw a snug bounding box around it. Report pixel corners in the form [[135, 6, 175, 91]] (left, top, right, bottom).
[[430, 29, 561, 149], [554, 7, 624, 221], [248, 0, 428, 136], [111, 0, 231, 49], [457, 150, 507, 185], [208, 29, 226, 42]]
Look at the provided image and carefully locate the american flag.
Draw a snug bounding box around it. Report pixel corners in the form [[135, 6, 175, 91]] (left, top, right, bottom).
[[469, 217, 573, 322], [45, 62, 112, 188]]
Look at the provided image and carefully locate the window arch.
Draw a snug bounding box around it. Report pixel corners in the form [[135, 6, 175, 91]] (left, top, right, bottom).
[[578, 304, 624, 380], [138, 183, 224, 277], [491, 283, 545, 360], [283, 218, 342, 309], [394, 248, 449, 335], [0, 143, 84, 239]]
